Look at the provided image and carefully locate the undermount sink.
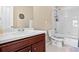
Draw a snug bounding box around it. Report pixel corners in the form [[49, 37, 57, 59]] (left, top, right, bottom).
[[0, 30, 45, 44]]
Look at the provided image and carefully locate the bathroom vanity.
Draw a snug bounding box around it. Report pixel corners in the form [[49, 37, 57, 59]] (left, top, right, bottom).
[[0, 30, 45, 52]]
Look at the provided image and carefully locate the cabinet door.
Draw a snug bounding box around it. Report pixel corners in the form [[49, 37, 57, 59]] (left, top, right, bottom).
[[32, 40, 45, 52], [18, 46, 31, 52], [0, 38, 29, 52]]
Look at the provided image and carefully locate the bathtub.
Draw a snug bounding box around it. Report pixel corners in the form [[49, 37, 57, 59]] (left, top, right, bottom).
[[51, 33, 79, 48]]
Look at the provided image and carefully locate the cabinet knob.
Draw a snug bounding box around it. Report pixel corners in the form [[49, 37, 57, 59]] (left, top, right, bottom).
[[34, 48, 37, 50]]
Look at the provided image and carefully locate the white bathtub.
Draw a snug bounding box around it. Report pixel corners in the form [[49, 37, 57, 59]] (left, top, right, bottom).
[[52, 33, 79, 48], [51, 33, 79, 47], [64, 38, 78, 48]]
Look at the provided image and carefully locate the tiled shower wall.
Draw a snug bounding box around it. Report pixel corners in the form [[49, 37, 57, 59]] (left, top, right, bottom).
[[55, 6, 79, 38]]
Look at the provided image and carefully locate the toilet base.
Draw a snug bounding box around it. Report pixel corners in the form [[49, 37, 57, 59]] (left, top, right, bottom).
[[51, 39, 63, 47]]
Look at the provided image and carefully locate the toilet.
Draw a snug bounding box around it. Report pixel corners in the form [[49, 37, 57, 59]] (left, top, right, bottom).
[[51, 36, 64, 47]]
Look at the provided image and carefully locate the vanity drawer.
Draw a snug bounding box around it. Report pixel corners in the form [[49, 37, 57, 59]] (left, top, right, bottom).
[[0, 39, 29, 52]]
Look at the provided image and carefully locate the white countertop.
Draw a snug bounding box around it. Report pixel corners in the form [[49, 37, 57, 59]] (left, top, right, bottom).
[[0, 30, 46, 44]]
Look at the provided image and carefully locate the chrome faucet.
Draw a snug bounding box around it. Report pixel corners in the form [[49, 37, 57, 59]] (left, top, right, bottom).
[[18, 28, 24, 31]]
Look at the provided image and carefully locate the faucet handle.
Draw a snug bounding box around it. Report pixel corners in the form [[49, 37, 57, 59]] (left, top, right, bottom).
[[18, 28, 24, 31]]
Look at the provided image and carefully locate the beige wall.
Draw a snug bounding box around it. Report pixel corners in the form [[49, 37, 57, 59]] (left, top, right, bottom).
[[33, 6, 54, 30], [0, 6, 55, 34], [13, 6, 33, 28], [13, 6, 54, 30]]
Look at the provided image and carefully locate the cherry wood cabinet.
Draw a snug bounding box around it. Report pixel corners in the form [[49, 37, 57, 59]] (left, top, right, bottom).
[[0, 33, 45, 52], [18, 46, 31, 52], [32, 40, 45, 52]]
